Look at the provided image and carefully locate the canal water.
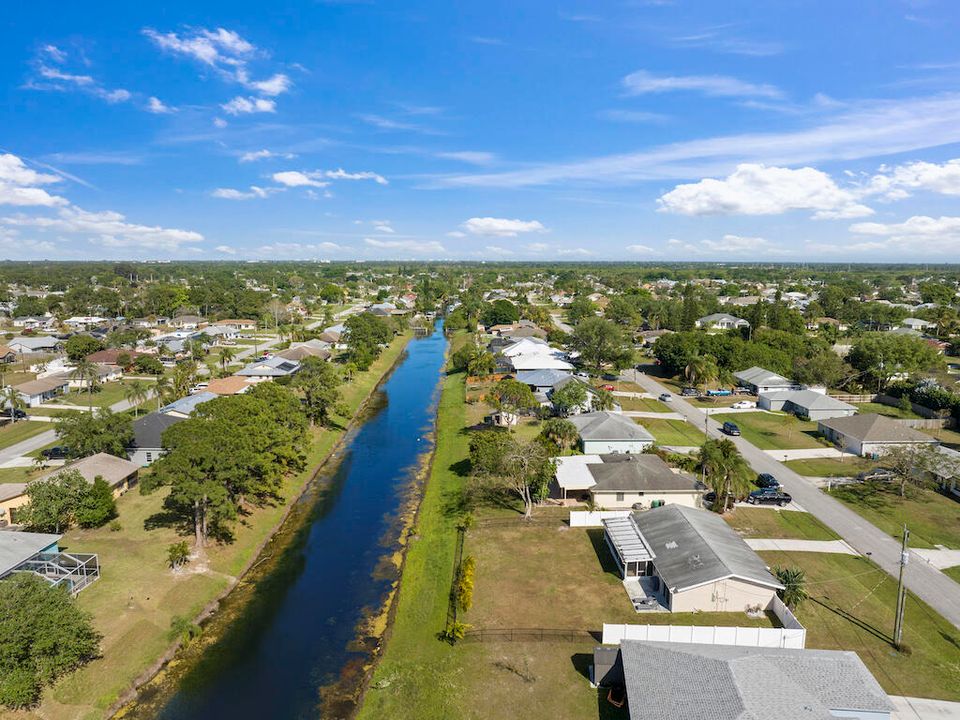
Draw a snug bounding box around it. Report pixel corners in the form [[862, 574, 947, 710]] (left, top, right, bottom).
[[149, 321, 447, 720]]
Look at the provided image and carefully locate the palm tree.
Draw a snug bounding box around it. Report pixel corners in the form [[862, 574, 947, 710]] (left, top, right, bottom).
[[466, 348, 495, 378], [219, 346, 236, 373], [699, 438, 753, 513], [774, 566, 808, 610], [2, 386, 26, 423], [125, 380, 149, 418], [539, 418, 579, 452], [685, 354, 719, 390], [70, 358, 100, 411], [154, 375, 172, 411]]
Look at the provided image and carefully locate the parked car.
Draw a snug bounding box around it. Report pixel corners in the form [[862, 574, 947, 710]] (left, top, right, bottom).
[[702, 490, 717, 506], [575, 371, 590, 380], [748, 489, 793, 506], [602, 373, 618, 381], [856, 467, 897, 483], [706, 388, 733, 396], [731, 400, 756, 409], [756, 473, 781, 489], [3, 408, 27, 420], [722, 421, 741, 436], [41, 446, 70, 460], [658, 393, 672, 402], [602, 384, 615, 391], [681, 387, 699, 397], [734, 386, 752, 395]]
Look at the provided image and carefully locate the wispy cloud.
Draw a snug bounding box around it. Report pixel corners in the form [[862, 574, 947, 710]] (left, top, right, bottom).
[[461, 217, 547, 237], [598, 109, 668, 123], [622, 70, 783, 99], [27, 45, 132, 105], [669, 26, 784, 56]]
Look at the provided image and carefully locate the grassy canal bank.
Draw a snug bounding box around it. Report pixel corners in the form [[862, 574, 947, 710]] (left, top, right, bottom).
[[3, 333, 412, 720]]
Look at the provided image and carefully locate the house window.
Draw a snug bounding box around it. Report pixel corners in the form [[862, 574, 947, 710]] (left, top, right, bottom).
[[145, 452, 153, 463], [616, 492, 625, 502]]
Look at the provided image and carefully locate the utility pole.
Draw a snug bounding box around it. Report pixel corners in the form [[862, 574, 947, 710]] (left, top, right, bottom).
[[894, 525, 910, 649]]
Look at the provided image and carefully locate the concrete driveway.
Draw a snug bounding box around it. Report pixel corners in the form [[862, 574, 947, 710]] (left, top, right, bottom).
[[622, 368, 960, 631], [891, 696, 960, 719]]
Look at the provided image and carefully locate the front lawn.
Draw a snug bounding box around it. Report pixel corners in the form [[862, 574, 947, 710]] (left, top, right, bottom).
[[641, 418, 707, 446], [712, 411, 822, 450], [55, 379, 149, 409], [944, 566, 960, 584], [828, 482, 960, 549], [784, 456, 879, 477], [855, 402, 921, 419], [758, 551, 960, 701], [616, 396, 670, 412], [725, 508, 840, 541], [0, 419, 51, 449]]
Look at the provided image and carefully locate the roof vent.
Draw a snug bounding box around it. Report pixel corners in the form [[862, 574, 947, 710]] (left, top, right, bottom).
[[664, 540, 678, 550], [689, 554, 703, 568]]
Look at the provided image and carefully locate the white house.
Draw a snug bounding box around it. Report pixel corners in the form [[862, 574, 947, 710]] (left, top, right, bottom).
[[758, 388, 857, 421], [11, 374, 69, 406], [817, 413, 938, 457], [64, 316, 108, 330], [554, 453, 702, 509], [733, 366, 800, 395], [569, 412, 654, 454], [694, 313, 749, 332]]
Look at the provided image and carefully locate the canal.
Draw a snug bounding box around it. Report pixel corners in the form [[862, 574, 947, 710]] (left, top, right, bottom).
[[144, 321, 448, 720]]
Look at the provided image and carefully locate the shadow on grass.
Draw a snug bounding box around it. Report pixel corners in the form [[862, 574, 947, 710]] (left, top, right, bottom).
[[570, 651, 593, 681], [587, 528, 621, 578], [811, 596, 893, 645]]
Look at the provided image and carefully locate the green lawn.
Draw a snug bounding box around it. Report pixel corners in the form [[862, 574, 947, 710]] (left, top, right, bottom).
[[33, 333, 414, 720], [919, 426, 960, 450], [712, 411, 822, 450], [0, 420, 50, 449], [616, 396, 670, 412], [855, 402, 921, 419], [944, 566, 960, 583], [784, 456, 879, 477], [55, 380, 145, 409], [828, 483, 960, 549], [641, 417, 707, 446], [758, 551, 960, 701], [0, 465, 42, 484], [725, 507, 840, 540]]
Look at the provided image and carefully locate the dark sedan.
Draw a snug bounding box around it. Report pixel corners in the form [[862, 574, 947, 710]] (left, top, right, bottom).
[[747, 489, 793, 506]]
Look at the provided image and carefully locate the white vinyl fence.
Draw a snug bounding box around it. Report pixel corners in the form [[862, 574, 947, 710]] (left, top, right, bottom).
[[603, 606, 806, 649], [569, 510, 630, 527]]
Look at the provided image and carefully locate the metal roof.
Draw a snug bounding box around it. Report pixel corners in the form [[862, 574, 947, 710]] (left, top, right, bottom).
[[619, 641, 893, 720], [570, 412, 655, 443], [602, 515, 654, 564], [632, 505, 782, 593]]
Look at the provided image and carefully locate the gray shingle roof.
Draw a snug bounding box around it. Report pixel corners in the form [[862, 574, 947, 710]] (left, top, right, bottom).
[[619, 641, 893, 720], [130, 411, 185, 449], [570, 412, 654, 443], [587, 454, 700, 493], [37, 452, 139, 489], [632, 505, 782, 592], [761, 389, 856, 412], [818, 413, 939, 444]]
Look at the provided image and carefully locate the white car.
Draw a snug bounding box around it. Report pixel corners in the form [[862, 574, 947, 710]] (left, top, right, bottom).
[[731, 400, 756, 409]]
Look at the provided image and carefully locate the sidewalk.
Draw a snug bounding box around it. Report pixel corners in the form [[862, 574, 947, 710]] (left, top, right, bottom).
[[892, 696, 960, 719], [621, 411, 685, 420], [913, 548, 960, 570], [764, 447, 859, 460]]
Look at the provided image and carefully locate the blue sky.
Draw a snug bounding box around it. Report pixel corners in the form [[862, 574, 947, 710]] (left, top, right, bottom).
[[2, 0, 960, 262]]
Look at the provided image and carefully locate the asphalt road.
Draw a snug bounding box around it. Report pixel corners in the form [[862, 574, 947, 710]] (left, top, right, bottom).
[[623, 367, 960, 631]]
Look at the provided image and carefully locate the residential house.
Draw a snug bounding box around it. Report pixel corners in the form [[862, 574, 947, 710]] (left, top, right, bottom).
[[277, 343, 331, 363], [548, 376, 607, 414], [199, 324, 241, 344], [817, 413, 939, 457], [602, 504, 783, 612], [37, 453, 140, 497], [595, 641, 892, 720], [368, 302, 398, 316], [64, 316, 108, 330], [12, 374, 69, 406], [160, 391, 217, 418], [204, 375, 254, 396], [169, 314, 206, 330], [66, 363, 123, 389], [901, 317, 933, 332], [515, 369, 572, 394], [488, 320, 548, 340], [219, 318, 257, 331], [127, 411, 185, 466], [11, 315, 54, 330], [694, 313, 749, 332], [554, 453, 703, 509], [570, 412, 655, 454], [8, 336, 63, 354], [0, 483, 29, 526], [0, 344, 15, 363], [758, 388, 857, 421], [497, 337, 573, 372], [236, 355, 301, 381], [0, 531, 100, 594], [637, 330, 672, 347], [87, 349, 145, 365], [732, 366, 800, 395]]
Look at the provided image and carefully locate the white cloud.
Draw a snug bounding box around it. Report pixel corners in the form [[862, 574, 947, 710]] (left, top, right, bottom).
[[211, 186, 278, 200], [30, 51, 132, 106], [324, 168, 388, 185], [657, 164, 873, 219], [272, 171, 329, 188], [249, 73, 291, 96], [372, 220, 394, 233], [38, 65, 93, 86], [626, 244, 657, 254], [215, 244, 237, 254], [213, 117, 228, 128], [699, 234, 781, 253], [222, 96, 276, 115], [557, 247, 592, 256], [484, 245, 514, 256], [0, 154, 67, 207], [622, 70, 782, 99], [866, 158, 960, 198], [849, 215, 960, 243], [446, 231, 466, 238], [436, 151, 497, 165], [3, 206, 203, 252], [101, 88, 131, 103], [437, 94, 960, 188], [239, 149, 295, 162], [461, 217, 547, 237], [526, 242, 549, 252], [364, 237, 446, 254], [147, 96, 175, 114], [256, 242, 345, 256], [599, 109, 668, 123]]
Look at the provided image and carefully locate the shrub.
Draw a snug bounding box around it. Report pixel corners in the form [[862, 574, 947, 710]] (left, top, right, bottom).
[[167, 541, 190, 570], [456, 555, 476, 613]]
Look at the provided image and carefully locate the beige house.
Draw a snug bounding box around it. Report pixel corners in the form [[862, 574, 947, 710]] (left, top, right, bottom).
[[554, 454, 703, 509], [603, 505, 783, 613], [817, 413, 939, 457]]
